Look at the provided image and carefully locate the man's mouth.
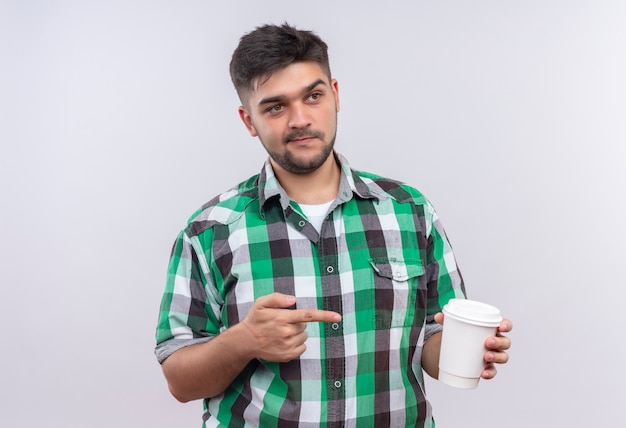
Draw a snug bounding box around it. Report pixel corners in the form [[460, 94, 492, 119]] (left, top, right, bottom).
[[284, 131, 322, 145], [290, 136, 314, 143]]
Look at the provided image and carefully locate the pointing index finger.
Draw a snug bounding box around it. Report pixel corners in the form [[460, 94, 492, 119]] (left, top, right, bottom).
[[287, 308, 342, 324]]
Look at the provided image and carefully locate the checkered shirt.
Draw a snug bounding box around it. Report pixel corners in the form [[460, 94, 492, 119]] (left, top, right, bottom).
[[156, 152, 466, 427]]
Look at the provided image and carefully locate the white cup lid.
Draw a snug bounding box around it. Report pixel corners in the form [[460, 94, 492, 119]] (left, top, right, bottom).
[[442, 298, 502, 326]]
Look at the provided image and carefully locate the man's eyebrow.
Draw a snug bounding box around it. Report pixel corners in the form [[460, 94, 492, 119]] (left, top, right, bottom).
[[257, 79, 327, 107], [303, 78, 327, 94]]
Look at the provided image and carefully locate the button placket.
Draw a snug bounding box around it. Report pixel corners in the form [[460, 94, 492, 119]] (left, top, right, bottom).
[[318, 215, 344, 409]]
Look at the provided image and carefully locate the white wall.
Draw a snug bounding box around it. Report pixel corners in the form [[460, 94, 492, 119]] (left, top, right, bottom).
[[1, 1, 624, 426]]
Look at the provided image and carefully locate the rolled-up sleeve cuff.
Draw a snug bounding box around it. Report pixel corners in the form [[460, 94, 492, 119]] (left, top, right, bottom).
[[424, 322, 443, 343], [155, 336, 214, 364]]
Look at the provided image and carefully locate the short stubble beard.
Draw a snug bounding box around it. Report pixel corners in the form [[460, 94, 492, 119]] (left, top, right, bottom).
[[263, 122, 337, 175]]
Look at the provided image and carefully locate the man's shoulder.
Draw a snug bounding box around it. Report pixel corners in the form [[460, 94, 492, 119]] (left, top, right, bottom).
[[184, 174, 260, 237], [354, 169, 429, 206]]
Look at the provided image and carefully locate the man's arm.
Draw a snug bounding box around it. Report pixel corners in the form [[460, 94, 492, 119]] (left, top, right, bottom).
[[161, 322, 255, 402], [421, 330, 442, 379], [161, 293, 342, 402]]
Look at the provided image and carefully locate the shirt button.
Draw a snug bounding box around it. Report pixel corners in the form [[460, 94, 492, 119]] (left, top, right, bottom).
[[334, 380, 342, 388], [326, 266, 334, 274], [331, 322, 339, 330], [298, 220, 306, 227]]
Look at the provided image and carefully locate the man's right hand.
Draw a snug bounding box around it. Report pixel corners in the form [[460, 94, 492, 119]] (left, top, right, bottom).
[[162, 292, 341, 402], [240, 293, 342, 362]]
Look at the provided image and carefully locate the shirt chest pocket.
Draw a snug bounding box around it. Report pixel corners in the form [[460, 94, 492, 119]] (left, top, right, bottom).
[[368, 258, 425, 329]]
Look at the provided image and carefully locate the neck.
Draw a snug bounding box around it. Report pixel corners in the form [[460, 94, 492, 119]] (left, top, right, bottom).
[[271, 153, 340, 204]]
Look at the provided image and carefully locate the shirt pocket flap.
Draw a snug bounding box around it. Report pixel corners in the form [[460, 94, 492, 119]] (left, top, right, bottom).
[[368, 258, 423, 281]]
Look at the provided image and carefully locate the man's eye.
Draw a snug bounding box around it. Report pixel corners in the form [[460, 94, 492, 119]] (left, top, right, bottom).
[[308, 93, 322, 101], [268, 104, 284, 113]]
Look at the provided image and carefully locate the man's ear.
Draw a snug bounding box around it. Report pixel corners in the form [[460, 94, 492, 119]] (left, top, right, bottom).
[[238, 106, 258, 137], [332, 79, 340, 113]]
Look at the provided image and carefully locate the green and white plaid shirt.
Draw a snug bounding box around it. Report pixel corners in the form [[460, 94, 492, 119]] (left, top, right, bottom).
[[156, 153, 466, 427]]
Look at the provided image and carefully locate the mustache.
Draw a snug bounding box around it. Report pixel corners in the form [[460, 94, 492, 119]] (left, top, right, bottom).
[[283, 129, 324, 144]]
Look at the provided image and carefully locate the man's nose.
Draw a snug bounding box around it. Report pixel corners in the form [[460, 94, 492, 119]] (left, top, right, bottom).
[[288, 104, 311, 129]]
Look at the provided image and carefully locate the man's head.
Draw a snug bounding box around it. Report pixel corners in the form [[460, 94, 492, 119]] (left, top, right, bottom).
[[231, 24, 340, 177], [230, 23, 332, 106]]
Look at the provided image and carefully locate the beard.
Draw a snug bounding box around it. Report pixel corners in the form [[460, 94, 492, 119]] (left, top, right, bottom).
[[263, 127, 337, 175]]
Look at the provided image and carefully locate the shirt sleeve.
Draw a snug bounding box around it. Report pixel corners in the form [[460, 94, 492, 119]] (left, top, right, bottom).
[[424, 201, 466, 335], [154, 229, 222, 363]]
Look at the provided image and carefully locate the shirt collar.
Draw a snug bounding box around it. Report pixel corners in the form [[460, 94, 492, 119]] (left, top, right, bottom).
[[257, 151, 381, 216]]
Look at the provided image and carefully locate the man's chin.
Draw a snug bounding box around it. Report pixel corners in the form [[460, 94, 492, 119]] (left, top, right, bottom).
[[272, 152, 331, 175]]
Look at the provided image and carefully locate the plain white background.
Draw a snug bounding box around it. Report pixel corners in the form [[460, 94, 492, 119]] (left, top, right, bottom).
[[1, 1, 625, 426]]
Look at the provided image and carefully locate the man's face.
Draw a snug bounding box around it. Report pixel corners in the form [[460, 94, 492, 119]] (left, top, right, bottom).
[[238, 62, 340, 175]]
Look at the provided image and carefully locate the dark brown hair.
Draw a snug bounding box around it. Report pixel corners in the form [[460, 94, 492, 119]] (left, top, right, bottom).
[[229, 23, 331, 103]]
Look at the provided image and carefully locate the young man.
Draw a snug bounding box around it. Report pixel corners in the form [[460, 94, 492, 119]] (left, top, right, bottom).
[[155, 24, 512, 427]]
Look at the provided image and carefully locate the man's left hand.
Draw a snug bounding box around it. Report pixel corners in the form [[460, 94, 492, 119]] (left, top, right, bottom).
[[481, 318, 512, 379]]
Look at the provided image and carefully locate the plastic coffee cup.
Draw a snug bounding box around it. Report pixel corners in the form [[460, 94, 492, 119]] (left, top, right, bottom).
[[438, 298, 503, 389]]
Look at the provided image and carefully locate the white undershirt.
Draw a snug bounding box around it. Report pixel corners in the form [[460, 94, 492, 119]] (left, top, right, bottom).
[[299, 200, 333, 233]]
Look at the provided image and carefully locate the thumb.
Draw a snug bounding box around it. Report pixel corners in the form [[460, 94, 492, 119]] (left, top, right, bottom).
[[434, 312, 444, 325]]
